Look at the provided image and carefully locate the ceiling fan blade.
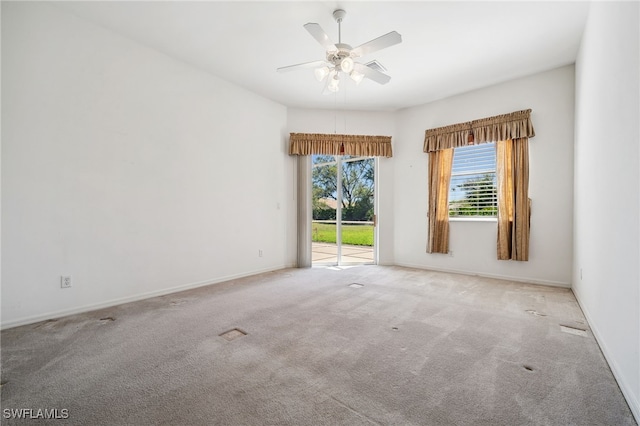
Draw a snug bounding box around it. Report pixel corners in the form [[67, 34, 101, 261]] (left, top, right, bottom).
[[351, 31, 402, 58], [354, 62, 391, 85], [277, 60, 328, 73], [304, 23, 337, 52]]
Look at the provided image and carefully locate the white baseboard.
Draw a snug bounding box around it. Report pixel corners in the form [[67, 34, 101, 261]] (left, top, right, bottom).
[[1, 264, 292, 330], [393, 262, 571, 288], [572, 287, 640, 424]]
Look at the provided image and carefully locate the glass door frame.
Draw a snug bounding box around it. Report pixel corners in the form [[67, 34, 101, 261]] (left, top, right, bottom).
[[311, 154, 378, 267]]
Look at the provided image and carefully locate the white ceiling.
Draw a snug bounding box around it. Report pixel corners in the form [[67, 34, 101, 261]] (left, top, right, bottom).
[[53, 1, 590, 111]]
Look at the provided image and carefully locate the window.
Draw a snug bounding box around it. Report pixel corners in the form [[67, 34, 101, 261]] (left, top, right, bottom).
[[448, 142, 497, 217]]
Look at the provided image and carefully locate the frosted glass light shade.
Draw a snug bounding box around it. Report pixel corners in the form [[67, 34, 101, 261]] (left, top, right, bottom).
[[327, 75, 340, 92], [340, 57, 354, 73], [314, 66, 331, 82], [349, 70, 364, 85]]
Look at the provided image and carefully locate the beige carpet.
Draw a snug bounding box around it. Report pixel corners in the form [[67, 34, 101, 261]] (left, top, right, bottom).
[[1, 266, 636, 425]]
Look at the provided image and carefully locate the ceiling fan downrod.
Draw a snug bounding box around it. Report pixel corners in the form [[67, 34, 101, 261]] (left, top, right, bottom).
[[333, 9, 346, 44]]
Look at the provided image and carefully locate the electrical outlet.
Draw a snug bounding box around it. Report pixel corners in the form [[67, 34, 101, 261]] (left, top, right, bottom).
[[61, 275, 72, 288], [448, 250, 454, 257], [258, 250, 263, 257]]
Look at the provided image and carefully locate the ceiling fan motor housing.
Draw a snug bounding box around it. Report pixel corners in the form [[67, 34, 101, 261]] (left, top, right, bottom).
[[327, 43, 354, 71]]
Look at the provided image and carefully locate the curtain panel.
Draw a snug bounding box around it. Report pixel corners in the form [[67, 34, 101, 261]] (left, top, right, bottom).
[[427, 149, 454, 254], [289, 133, 393, 157], [423, 109, 535, 153], [497, 138, 531, 261], [424, 109, 534, 261]]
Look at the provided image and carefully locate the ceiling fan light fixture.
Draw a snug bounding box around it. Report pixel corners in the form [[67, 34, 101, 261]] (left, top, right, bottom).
[[340, 57, 354, 73], [349, 70, 364, 85], [327, 75, 340, 92], [314, 66, 331, 82]]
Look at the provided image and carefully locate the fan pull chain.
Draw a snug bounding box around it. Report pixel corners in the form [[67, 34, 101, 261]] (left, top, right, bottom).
[[343, 82, 347, 133], [334, 90, 337, 134]]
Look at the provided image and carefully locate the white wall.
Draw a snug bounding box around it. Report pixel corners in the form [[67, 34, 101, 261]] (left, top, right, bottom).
[[393, 66, 575, 287], [1, 2, 295, 328], [287, 108, 396, 265], [573, 2, 639, 420]]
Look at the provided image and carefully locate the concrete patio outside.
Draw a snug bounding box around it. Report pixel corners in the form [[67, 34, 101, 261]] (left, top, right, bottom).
[[312, 242, 374, 264]]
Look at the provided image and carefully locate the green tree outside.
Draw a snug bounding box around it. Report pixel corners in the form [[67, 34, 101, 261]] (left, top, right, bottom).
[[449, 174, 497, 216], [312, 156, 374, 221]]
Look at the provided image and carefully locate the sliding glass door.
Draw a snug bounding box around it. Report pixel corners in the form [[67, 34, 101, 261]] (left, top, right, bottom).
[[311, 154, 375, 266]]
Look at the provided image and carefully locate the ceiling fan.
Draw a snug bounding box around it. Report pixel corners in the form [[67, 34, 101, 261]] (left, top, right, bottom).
[[277, 9, 402, 93]]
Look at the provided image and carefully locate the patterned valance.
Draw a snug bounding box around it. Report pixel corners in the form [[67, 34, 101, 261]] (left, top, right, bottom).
[[423, 109, 535, 152], [289, 133, 393, 157]]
